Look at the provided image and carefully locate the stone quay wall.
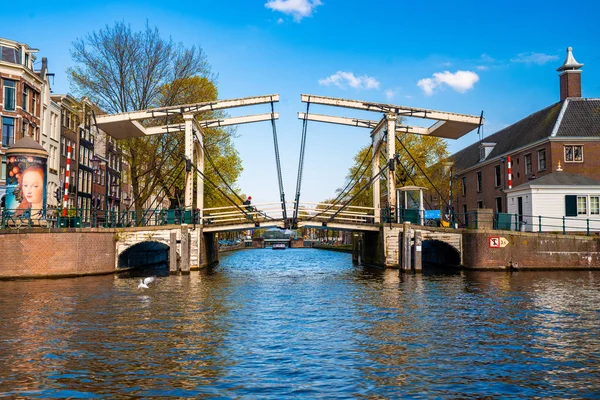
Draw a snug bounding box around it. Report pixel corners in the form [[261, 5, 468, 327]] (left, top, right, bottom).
[[0, 229, 116, 279], [463, 230, 600, 270]]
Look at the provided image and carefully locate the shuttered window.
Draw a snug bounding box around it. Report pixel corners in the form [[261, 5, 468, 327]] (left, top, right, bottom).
[[565, 195, 577, 217]]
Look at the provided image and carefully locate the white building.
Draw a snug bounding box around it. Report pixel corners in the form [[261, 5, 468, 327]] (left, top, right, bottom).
[[506, 167, 600, 233]]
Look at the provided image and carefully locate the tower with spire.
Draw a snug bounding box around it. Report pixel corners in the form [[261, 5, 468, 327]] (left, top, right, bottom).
[[557, 47, 583, 101]]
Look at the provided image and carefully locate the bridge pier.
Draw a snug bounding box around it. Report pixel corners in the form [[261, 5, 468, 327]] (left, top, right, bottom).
[[170, 231, 178, 273], [354, 224, 462, 271], [181, 226, 190, 273]]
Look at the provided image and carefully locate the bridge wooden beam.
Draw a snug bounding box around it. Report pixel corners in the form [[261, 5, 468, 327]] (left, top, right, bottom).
[[300, 94, 480, 123], [145, 113, 280, 136], [300, 94, 482, 140], [297, 112, 429, 135], [297, 221, 380, 232]]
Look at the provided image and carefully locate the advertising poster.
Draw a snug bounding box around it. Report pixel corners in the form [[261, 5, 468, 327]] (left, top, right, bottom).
[[5, 154, 47, 219]]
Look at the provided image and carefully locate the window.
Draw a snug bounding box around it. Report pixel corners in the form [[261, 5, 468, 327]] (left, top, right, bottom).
[[3, 80, 16, 111], [22, 86, 29, 113], [494, 165, 501, 187], [476, 171, 482, 192], [538, 149, 546, 171], [591, 196, 600, 215], [477, 201, 483, 209], [1, 156, 5, 181], [524, 154, 532, 175], [2, 117, 14, 147], [495, 197, 502, 213], [565, 145, 583, 162], [462, 176, 467, 195], [577, 196, 587, 215]]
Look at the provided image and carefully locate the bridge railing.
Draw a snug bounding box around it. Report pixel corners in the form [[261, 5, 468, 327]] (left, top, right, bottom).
[[296, 202, 375, 224], [203, 202, 293, 225]]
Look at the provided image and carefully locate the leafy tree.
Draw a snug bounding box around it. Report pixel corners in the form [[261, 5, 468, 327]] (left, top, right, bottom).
[[68, 21, 218, 212], [156, 76, 243, 209], [334, 129, 450, 211]]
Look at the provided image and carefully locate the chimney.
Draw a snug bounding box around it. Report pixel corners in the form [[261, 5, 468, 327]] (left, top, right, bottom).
[[557, 47, 583, 101]]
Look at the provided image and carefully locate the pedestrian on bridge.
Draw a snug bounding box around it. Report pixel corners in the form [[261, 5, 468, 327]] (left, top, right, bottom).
[[244, 196, 254, 213]]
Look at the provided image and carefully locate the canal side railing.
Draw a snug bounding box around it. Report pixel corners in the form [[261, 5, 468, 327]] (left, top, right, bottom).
[[3, 207, 600, 236]]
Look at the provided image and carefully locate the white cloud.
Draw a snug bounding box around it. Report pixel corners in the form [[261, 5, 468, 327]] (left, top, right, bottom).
[[318, 71, 380, 90], [480, 53, 495, 63], [476, 65, 489, 71], [265, 0, 322, 22], [384, 89, 396, 100], [417, 70, 480, 96], [277, 18, 285, 24], [510, 52, 559, 65]]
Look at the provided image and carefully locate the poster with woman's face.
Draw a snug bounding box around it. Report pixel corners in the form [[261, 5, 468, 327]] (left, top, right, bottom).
[[5, 155, 47, 218]]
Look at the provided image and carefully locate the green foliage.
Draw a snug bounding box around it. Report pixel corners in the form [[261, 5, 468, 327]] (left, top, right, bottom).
[[68, 21, 223, 211], [334, 127, 450, 210]]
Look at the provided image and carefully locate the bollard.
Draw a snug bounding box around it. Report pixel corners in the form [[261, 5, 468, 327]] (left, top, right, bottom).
[[170, 231, 178, 274], [181, 225, 190, 273], [412, 231, 423, 272]]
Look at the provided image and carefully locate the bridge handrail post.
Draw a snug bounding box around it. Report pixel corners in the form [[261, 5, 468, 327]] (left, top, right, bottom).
[[587, 218, 590, 236], [538, 215, 542, 233], [563, 216, 566, 235]]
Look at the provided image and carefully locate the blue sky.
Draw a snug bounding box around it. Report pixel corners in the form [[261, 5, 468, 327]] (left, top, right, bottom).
[[3, 0, 599, 206]]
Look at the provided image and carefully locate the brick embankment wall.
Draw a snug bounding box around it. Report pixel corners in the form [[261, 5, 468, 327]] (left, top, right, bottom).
[[0, 229, 116, 279], [463, 230, 600, 270]]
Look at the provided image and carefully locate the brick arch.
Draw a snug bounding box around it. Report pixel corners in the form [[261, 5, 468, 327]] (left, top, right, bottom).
[[116, 238, 173, 258], [117, 240, 178, 270], [422, 239, 461, 267]]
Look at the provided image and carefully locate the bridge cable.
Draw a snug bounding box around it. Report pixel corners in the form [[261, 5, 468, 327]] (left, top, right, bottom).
[[395, 136, 465, 226], [183, 154, 257, 223], [193, 130, 275, 221], [327, 162, 391, 223], [292, 98, 311, 227], [269, 101, 288, 223], [307, 139, 379, 221], [135, 159, 187, 226], [91, 109, 187, 226]]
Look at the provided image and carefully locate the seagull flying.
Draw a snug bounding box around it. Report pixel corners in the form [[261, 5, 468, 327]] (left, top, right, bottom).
[[138, 276, 156, 289]]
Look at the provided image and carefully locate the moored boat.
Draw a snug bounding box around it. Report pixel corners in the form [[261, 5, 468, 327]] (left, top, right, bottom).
[[272, 243, 286, 250]]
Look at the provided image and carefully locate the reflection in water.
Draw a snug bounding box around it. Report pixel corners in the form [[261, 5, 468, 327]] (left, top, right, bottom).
[[0, 249, 599, 398]]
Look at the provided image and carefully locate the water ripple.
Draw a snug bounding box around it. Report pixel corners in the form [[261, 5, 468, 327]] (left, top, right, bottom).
[[1, 249, 599, 398]]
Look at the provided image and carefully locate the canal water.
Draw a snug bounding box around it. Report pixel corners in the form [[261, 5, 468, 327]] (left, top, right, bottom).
[[1, 248, 599, 398]]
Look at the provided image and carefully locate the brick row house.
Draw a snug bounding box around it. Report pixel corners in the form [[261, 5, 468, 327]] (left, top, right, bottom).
[[451, 48, 600, 232], [0, 38, 47, 203], [1, 36, 131, 224]]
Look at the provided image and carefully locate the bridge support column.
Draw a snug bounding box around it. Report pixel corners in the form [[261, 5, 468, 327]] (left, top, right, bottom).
[[184, 114, 195, 211], [412, 230, 422, 272], [372, 131, 382, 224], [170, 231, 178, 274], [386, 113, 397, 214], [181, 226, 190, 273], [400, 222, 412, 271]]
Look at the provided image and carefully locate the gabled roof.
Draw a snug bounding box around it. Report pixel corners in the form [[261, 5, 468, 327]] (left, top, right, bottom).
[[451, 102, 563, 171], [554, 98, 600, 137], [508, 171, 600, 191], [451, 98, 600, 172]]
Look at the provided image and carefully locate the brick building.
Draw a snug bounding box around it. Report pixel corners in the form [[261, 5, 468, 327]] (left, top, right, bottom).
[[1, 38, 44, 203], [451, 47, 600, 223]]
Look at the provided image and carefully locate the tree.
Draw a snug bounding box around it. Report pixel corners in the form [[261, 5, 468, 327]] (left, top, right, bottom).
[[68, 21, 217, 212], [156, 76, 243, 209], [335, 129, 450, 211]]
